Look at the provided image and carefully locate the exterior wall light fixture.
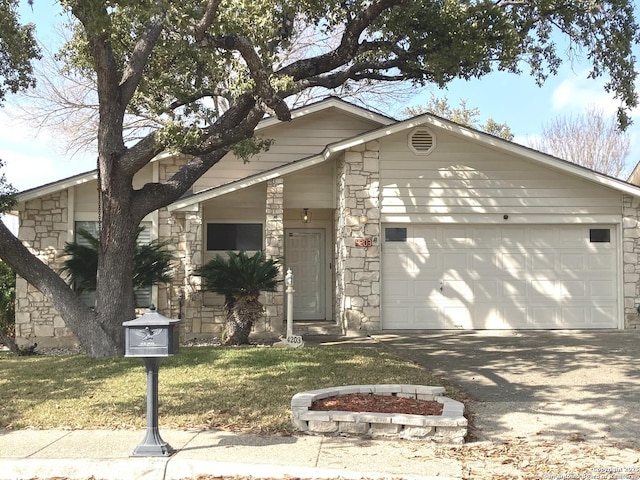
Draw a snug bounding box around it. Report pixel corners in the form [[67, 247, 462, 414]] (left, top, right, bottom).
[[301, 208, 312, 224]]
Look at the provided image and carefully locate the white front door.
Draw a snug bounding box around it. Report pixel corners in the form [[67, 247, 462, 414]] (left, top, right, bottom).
[[286, 229, 326, 320]]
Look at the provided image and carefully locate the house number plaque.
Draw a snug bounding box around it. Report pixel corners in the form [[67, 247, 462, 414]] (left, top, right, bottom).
[[354, 238, 372, 247]]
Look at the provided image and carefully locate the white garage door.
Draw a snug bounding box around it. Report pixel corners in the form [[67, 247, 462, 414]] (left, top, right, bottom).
[[382, 224, 618, 329]]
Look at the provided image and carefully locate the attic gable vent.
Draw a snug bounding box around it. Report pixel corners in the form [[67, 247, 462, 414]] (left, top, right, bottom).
[[409, 127, 436, 155]]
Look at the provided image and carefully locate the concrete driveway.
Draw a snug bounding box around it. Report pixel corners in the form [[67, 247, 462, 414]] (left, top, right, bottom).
[[373, 330, 640, 445]]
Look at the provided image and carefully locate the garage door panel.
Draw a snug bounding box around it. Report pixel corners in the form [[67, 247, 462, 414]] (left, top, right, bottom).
[[443, 252, 467, 269], [476, 279, 499, 298], [589, 254, 616, 271], [591, 305, 617, 327], [502, 280, 528, 297], [532, 253, 556, 270], [442, 306, 472, 328], [530, 307, 559, 327], [560, 280, 586, 298], [382, 224, 618, 330], [530, 279, 557, 298], [442, 279, 473, 299], [560, 253, 586, 270], [383, 306, 409, 329], [501, 252, 528, 270], [502, 306, 527, 327], [384, 280, 410, 298], [474, 306, 509, 329], [589, 280, 616, 297]]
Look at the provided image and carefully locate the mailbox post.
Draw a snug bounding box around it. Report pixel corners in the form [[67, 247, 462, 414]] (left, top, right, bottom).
[[122, 305, 180, 457]]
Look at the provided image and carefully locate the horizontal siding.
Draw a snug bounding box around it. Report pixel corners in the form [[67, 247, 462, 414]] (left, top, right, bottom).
[[74, 164, 154, 214], [202, 183, 266, 221], [195, 108, 380, 191], [380, 129, 623, 219], [284, 162, 335, 209]]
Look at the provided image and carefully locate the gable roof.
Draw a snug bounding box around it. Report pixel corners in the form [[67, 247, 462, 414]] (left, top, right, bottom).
[[16, 97, 640, 208], [168, 111, 640, 211], [16, 97, 395, 204]]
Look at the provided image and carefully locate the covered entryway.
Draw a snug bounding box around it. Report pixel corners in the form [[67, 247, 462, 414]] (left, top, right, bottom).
[[382, 224, 619, 329]]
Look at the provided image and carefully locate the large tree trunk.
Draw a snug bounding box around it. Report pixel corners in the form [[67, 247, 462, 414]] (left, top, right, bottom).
[[92, 165, 140, 357]]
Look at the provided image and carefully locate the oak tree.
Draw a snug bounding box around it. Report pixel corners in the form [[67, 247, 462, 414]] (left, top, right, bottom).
[[1, 0, 638, 356]]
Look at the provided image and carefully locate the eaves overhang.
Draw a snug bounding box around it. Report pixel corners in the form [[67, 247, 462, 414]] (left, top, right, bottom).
[[168, 111, 640, 211]]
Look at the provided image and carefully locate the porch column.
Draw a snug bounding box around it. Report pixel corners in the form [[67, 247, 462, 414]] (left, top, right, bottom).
[[264, 178, 285, 334], [623, 194, 640, 329], [335, 141, 381, 334]]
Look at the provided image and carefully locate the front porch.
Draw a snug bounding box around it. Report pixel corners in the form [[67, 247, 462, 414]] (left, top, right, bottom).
[[162, 141, 383, 343]]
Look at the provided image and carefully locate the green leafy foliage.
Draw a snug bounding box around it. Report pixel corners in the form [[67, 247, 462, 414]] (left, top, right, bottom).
[[195, 251, 280, 298], [230, 137, 275, 163], [60, 227, 173, 293], [0, 260, 15, 338], [58, 0, 639, 132], [59, 229, 99, 293], [0, 0, 40, 105], [195, 251, 280, 344], [0, 158, 16, 213]]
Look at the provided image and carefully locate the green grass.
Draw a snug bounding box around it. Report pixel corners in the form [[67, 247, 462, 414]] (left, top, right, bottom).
[[0, 345, 446, 434]]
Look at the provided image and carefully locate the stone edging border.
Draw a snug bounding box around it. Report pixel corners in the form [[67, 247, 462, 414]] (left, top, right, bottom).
[[291, 384, 467, 444]]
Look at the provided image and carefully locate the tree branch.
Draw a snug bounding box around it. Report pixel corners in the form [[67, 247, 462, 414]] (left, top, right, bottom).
[[210, 34, 291, 121], [194, 0, 223, 42], [120, 8, 167, 105], [277, 0, 403, 81]]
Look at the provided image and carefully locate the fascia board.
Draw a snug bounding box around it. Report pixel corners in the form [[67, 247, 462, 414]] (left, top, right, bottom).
[[257, 98, 396, 130], [16, 171, 98, 203]]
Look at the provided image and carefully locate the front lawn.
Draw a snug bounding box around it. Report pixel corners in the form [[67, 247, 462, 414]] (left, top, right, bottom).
[[0, 344, 445, 434]]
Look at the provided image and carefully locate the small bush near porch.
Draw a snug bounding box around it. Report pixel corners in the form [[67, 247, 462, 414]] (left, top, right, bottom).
[[0, 345, 448, 434]]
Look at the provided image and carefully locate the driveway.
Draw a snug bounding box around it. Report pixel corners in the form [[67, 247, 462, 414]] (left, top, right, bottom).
[[373, 330, 640, 445]]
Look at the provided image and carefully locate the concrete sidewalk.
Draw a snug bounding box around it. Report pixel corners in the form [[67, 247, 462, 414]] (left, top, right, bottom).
[[0, 428, 463, 480]]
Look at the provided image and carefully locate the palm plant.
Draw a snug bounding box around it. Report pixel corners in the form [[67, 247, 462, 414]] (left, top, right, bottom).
[[60, 227, 173, 304], [195, 251, 280, 345]]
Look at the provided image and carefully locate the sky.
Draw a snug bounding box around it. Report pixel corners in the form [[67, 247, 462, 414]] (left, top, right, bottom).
[[1, 1, 639, 195]]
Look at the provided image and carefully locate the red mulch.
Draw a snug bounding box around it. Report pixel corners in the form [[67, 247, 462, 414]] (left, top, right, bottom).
[[310, 393, 443, 416]]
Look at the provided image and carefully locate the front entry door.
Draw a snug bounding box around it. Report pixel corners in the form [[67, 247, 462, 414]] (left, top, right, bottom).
[[285, 229, 325, 320]]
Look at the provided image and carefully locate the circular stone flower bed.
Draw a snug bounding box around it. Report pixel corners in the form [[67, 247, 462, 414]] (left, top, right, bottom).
[[291, 385, 467, 444]]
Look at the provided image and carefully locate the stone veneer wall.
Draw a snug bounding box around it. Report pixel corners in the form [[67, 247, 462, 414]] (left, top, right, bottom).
[[156, 155, 227, 340], [623, 194, 640, 329], [263, 178, 285, 335], [335, 141, 381, 333], [15, 191, 75, 347], [156, 158, 280, 340]]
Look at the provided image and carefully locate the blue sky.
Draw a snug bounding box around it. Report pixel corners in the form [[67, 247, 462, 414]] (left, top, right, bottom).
[[1, 1, 639, 193]]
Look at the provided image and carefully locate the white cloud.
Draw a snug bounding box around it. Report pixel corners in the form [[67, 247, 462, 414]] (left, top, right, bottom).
[[0, 108, 94, 191], [551, 72, 640, 120]]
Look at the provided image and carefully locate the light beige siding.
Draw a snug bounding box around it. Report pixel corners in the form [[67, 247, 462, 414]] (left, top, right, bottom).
[[195, 108, 380, 192], [380, 129, 622, 221], [73, 164, 154, 217], [284, 161, 335, 209]]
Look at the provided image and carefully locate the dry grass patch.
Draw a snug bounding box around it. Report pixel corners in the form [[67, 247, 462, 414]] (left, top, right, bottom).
[[0, 344, 447, 434]]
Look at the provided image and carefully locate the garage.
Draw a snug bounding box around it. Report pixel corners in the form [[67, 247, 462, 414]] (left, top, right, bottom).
[[382, 224, 619, 330]]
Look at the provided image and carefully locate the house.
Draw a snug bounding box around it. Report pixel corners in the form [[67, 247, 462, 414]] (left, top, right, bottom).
[[13, 97, 640, 348]]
